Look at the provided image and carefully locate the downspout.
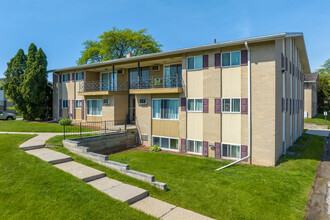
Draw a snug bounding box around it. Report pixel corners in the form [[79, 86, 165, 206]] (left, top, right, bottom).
[[216, 41, 251, 170], [53, 72, 60, 120]]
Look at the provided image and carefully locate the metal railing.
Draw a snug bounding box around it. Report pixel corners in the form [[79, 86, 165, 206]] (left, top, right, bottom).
[[63, 120, 127, 139], [129, 75, 182, 89], [78, 81, 128, 93]]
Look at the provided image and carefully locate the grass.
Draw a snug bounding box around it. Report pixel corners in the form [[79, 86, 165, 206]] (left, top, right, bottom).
[[48, 133, 325, 219], [0, 120, 63, 132], [0, 134, 154, 219], [304, 113, 330, 128]]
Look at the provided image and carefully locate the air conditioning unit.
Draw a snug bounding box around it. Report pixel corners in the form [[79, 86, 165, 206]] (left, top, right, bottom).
[[141, 134, 148, 141], [152, 65, 160, 71], [117, 69, 123, 74], [139, 98, 147, 105], [103, 99, 110, 105]]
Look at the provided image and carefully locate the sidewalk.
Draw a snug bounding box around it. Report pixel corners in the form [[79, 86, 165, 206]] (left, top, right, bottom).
[[16, 132, 214, 220], [306, 133, 330, 219]]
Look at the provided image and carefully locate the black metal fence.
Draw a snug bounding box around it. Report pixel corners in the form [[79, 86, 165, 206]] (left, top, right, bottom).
[[63, 120, 127, 140]]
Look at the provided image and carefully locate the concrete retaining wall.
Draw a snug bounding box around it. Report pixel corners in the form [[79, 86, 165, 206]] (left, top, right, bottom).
[[62, 129, 167, 190]]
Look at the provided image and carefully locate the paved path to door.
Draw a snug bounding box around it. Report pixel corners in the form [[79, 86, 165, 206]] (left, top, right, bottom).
[[7, 132, 213, 220]]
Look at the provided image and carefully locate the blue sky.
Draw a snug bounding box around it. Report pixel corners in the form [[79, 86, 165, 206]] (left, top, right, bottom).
[[0, 0, 329, 79]]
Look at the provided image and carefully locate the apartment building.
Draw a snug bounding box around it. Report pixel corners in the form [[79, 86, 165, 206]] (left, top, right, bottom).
[[304, 73, 319, 118], [0, 78, 15, 112], [50, 32, 310, 166]]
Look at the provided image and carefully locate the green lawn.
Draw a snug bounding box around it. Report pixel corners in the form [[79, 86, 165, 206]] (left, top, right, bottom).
[[0, 134, 154, 219], [304, 113, 330, 128], [0, 120, 63, 132], [49, 134, 324, 219]]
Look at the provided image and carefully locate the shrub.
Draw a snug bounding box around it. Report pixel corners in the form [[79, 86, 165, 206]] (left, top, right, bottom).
[[59, 118, 72, 126], [150, 145, 161, 152]]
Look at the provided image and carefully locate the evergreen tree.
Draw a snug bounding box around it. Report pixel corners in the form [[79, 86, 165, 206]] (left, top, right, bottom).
[[21, 44, 49, 120], [3, 49, 27, 115]]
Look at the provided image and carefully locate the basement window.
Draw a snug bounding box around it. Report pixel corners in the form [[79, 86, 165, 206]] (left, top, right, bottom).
[[222, 144, 240, 159], [152, 136, 178, 150]]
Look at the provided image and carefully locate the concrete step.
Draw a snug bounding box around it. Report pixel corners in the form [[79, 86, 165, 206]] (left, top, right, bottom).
[[292, 143, 305, 148], [161, 207, 214, 220], [88, 177, 122, 191], [131, 197, 175, 218], [54, 161, 105, 182], [286, 151, 301, 156], [103, 182, 148, 204], [26, 148, 72, 165]]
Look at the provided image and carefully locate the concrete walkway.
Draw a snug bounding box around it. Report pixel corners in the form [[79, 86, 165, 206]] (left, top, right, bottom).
[[13, 132, 213, 220], [306, 133, 330, 219]]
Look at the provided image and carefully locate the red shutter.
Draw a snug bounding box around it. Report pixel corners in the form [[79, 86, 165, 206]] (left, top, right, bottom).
[[203, 141, 208, 157], [215, 142, 221, 158], [181, 139, 186, 153], [203, 55, 209, 69], [214, 98, 221, 113], [286, 98, 288, 112], [293, 98, 295, 114], [241, 50, 248, 66], [241, 98, 248, 114], [81, 100, 84, 120], [203, 98, 209, 113], [59, 75, 62, 83], [72, 73, 75, 81], [285, 57, 288, 71], [241, 145, 248, 159], [82, 72, 84, 81], [59, 99, 62, 117], [72, 100, 75, 119], [181, 98, 186, 111], [215, 53, 221, 68]]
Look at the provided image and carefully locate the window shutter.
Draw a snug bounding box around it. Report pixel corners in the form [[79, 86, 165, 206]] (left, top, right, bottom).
[[281, 53, 284, 69], [289, 61, 292, 74], [81, 100, 84, 120], [181, 139, 186, 153], [241, 50, 248, 66], [82, 72, 84, 81], [286, 98, 288, 112], [4, 100, 6, 110], [59, 75, 62, 83], [72, 73, 75, 81], [215, 142, 221, 158], [203, 98, 209, 113], [214, 98, 221, 113], [241, 98, 248, 114], [282, 98, 284, 112], [241, 145, 248, 158], [203, 55, 208, 69], [203, 141, 208, 157], [72, 100, 75, 119], [59, 99, 62, 117], [181, 98, 186, 111], [285, 57, 288, 71], [293, 98, 295, 114], [215, 53, 221, 68], [290, 99, 292, 115]]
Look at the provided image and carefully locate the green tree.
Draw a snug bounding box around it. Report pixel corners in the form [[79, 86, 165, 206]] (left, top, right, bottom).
[[77, 27, 162, 65], [4, 44, 52, 120], [316, 59, 330, 113], [3, 49, 27, 115]]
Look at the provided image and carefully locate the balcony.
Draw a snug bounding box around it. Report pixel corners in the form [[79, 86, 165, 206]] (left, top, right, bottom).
[[129, 75, 183, 94], [78, 81, 128, 96]]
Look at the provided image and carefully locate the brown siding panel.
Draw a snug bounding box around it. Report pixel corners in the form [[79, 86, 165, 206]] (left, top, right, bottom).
[[181, 139, 186, 153], [215, 53, 221, 68], [181, 98, 186, 111], [241, 50, 248, 66], [203, 98, 209, 113], [241, 98, 248, 114], [203, 55, 209, 69], [215, 142, 221, 158]]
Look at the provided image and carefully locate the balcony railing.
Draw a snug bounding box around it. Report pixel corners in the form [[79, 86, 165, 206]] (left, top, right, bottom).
[[129, 76, 182, 89], [78, 81, 128, 93]]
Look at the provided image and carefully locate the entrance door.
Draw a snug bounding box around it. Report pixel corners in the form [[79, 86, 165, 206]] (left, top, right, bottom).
[[129, 95, 136, 123]]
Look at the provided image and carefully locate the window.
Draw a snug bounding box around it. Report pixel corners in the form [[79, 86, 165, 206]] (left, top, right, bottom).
[[187, 140, 202, 154], [101, 72, 117, 91], [187, 99, 203, 112], [222, 144, 241, 159], [152, 99, 179, 120], [75, 100, 82, 109], [222, 98, 240, 113], [75, 72, 83, 81], [86, 99, 102, 116], [164, 64, 182, 88], [62, 100, 68, 109], [222, 51, 241, 67], [152, 136, 178, 150], [187, 56, 203, 70], [62, 74, 69, 82]]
